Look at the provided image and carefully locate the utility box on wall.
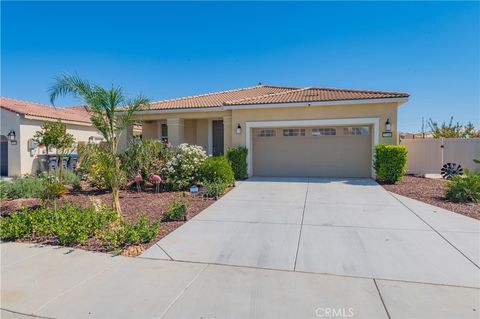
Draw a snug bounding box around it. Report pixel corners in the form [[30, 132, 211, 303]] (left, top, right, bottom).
[[27, 139, 38, 150]]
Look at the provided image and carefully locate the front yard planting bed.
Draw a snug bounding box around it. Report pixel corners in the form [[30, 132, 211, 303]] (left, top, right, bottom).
[[380, 175, 479, 220], [1, 187, 219, 257]]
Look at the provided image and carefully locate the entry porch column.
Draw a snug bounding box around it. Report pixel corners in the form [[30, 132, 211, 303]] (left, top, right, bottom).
[[223, 116, 232, 153], [167, 118, 184, 147]]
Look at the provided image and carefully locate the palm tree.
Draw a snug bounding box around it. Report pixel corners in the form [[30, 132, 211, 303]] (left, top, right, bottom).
[[49, 74, 149, 216]]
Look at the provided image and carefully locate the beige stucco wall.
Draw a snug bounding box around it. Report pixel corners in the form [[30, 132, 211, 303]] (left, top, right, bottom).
[[196, 119, 209, 150], [184, 119, 197, 145], [1, 108, 22, 176], [19, 118, 102, 175], [142, 121, 158, 140]]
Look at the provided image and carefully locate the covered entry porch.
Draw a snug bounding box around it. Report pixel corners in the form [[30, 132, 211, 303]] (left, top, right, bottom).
[[132, 114, 233, 156]]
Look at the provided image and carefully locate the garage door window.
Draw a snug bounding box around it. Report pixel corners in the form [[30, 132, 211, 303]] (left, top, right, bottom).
[[312, 128, 336, 136], [344, 127, 369, 136], [283, 128, 306, 137], [255, 129, 276, 137]]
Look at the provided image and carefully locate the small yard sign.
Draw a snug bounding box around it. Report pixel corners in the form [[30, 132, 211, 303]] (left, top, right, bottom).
[[190, 185, 199, 194]]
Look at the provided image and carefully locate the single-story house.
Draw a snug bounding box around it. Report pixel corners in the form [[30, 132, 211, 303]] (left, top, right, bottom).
[[124, 85, 409, 178], [0, 97, 103, 177]]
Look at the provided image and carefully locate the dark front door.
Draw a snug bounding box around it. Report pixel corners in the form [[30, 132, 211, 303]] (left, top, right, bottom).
[[212, 120, 224, 156], [0, 136, 8, 176]]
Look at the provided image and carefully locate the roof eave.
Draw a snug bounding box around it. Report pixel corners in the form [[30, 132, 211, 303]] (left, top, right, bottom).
[[127, 97, 409, 114], [223, 97, 409, 110], [23, 114, 92, 126], [129, 106, 224, 115]]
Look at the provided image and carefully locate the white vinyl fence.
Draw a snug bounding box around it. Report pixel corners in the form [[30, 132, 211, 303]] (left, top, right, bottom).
[[400, 138, 480, 175]]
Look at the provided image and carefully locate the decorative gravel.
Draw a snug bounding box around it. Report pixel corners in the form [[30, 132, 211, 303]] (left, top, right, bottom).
[[380, 175, 479, 220], [1, 186, 220, 256]]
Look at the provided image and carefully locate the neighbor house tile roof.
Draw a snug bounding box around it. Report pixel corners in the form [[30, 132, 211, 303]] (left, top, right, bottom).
[[0, 97, 91, 123], [147, 85, 409, 110]]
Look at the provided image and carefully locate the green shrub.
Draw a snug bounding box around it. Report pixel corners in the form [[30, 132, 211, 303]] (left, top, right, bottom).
[[60, 170, 80, 185], [53, 204, 116, 245], [0, 212, 32, 240], [197, 156, 234, 197], [198, 156, 235, 185], [101, 217, 159, 250], [0, 204, 116, 245], [445, 170, 480, 203], [77, 144, 126, 190], [27, 208, 55, 236], [0, 182, 9, 201], [72, 180, 82, 191], [226, 146, 248, 180], [121, 139, 173, 180], [0, 172, 78, 201], [202, 180, 228, 198], [1, 175, 46, 199], [164, 198, 188, 221], [40, 178, 67, 202], [373, 145, 408, 184]]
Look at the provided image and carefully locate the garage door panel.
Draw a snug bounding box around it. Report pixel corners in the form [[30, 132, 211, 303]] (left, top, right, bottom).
[[253, 126, 371, 177]]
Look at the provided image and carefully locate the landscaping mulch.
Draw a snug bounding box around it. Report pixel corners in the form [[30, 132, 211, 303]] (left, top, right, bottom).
[[380, 175, 480, 220], [2, 186, 220, 257]]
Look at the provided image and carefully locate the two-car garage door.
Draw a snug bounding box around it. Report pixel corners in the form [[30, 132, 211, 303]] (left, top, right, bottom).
[[252, 126, 372, 177]]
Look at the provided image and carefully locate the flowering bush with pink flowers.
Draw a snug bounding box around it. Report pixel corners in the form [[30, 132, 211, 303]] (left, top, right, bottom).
[[162, 143, 208, 190]]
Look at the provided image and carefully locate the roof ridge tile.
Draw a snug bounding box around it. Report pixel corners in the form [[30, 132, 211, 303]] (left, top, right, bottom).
[[150, 85, 264, 105], [308, 87, 408, 96], [0, 96, 56, 109], [224, 87, 310, 105]]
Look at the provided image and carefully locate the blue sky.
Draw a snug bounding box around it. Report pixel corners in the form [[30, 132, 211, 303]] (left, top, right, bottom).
[[2, 1, 479, 132]]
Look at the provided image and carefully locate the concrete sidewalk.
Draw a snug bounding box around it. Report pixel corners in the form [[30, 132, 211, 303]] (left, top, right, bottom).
[[2, 243, 479, 319]]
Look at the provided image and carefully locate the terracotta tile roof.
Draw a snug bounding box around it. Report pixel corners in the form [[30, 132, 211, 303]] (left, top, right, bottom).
[[148, 85, 299, 110], [146, 85, 409, 110], [0, 97, 91, 123], [225, 87, 410, 105]]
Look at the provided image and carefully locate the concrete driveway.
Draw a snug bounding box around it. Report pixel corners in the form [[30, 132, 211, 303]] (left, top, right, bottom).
[[143, 177, 480, 288]]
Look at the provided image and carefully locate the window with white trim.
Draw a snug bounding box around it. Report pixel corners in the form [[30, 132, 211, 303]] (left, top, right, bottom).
[[312, 128, 336, 136], [255, 129, 276, 137], [343, 127, 369, 136], [282, 128, 306, 137]]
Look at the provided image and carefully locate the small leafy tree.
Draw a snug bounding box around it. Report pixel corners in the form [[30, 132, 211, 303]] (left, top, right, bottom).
[[34, 120, 75, 181], [428, 117, 477, 138], [49, 74, 149, 217]]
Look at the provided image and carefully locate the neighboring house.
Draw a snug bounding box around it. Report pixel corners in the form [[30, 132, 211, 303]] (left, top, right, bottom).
[[124, 85, 409, 178], [0, 97, 102, 177]]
